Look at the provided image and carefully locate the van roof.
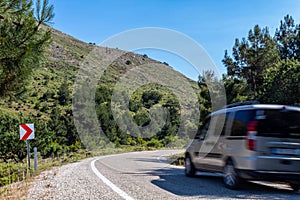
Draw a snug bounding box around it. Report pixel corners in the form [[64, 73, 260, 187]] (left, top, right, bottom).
[[210, 104, 300, 116]]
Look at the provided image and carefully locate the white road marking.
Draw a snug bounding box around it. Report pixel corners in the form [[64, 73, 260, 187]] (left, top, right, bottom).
[[157, 155, 165, 163], [91, 158, 135, 200]]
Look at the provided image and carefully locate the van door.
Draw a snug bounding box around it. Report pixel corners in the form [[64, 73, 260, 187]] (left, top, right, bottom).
[[200, 112, 228, 172], [225, 109, 256, 170], [191, 117, 211, 169], [255, 108, 300, 172]]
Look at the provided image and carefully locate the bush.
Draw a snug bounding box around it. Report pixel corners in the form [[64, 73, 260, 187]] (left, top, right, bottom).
[[146, 138, 163, 148], [0, 163, 26, 187]]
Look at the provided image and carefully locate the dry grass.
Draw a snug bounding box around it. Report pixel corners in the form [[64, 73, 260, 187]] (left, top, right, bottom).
[[0, 178, 32, 200]]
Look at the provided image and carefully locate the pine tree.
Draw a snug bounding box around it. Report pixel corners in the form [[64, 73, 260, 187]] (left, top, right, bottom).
[[222, 25, 280, 97], [275, 15, 299, 60], [0, 0, 54, 97]]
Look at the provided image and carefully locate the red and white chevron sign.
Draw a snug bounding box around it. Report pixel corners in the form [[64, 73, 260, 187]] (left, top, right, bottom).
[[20, 124, 34, 140]]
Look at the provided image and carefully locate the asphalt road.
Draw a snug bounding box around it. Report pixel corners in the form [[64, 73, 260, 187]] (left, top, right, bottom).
[[91, 150, 299, 200]]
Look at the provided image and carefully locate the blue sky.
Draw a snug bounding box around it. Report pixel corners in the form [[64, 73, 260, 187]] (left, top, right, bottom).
[[48, 0, 300, 80]]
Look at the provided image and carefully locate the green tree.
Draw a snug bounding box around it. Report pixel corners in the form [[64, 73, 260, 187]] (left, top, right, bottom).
[[0, 112, 27, 162], [58, 80, 70, 105], [260, 58, 300, 105], [0, 0, 54, 96], [222, 75, 250, 104], [197, 71, 225, 118], [223, 25, 280, 97], [275, 15, 300, 60], [142, 90, 162, 109]]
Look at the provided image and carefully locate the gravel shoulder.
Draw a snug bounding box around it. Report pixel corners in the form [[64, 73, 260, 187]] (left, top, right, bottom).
[[26, 157, 121, 200]]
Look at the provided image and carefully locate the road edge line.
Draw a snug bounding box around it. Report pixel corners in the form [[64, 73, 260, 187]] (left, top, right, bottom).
[[91, 158, 135, 200]]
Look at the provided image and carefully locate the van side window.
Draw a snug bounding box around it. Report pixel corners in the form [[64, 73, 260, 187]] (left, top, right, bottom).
[[231, 110, 255, 136], [211, 113, 228, 136], [195, 117, 211, 140]]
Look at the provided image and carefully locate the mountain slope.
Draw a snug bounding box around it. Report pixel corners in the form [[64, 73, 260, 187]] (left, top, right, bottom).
[[0, 25, 202, 158]]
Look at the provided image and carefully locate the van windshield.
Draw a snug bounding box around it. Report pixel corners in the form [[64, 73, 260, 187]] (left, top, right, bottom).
[[257, 109, 300, 138]]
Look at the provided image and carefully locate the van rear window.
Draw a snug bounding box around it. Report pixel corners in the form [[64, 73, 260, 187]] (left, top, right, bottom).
[[257, 109, 300, 138]]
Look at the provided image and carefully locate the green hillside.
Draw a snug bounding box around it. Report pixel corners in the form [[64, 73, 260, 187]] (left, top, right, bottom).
[[0, 25, 206, 165]]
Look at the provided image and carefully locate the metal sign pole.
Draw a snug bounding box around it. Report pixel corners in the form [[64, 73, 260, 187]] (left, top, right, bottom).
[[26, 140, 30, 169]]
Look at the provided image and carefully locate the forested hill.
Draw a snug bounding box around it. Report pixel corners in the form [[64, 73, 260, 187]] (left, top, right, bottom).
[[0, 25, 203, 162]]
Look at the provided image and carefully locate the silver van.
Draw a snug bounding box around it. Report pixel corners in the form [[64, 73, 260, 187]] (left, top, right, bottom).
[[185, 103, 300, 191]]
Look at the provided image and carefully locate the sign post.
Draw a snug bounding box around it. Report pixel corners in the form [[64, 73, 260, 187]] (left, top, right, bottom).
[[26, 140, 31, 168], [20, 124, 34, 170]]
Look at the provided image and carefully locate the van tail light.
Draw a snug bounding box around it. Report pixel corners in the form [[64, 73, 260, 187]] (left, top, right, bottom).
[[247, 121, 258, 151]]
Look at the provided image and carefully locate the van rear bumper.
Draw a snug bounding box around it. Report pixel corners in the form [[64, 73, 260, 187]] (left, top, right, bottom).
[[238, 170, 300, 182]]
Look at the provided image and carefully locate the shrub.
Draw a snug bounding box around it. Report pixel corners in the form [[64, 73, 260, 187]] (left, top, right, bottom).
[[125, 60, 132, 65], [0, 163, 26, 187], [146, 138, 163, 148]]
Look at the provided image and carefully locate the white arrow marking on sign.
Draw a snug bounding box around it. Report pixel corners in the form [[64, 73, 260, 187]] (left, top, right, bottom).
[[20, 124, 34, 140]]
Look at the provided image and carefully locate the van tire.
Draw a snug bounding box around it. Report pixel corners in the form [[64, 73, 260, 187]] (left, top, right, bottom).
[[184, 155, 196, 177], [224, 160, 240, 189]]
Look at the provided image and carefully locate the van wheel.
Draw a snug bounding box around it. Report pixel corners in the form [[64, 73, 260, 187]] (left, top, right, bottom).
[[224, 161, 240, 189], [290, 182, 300, 192], [185, 155, 196, 177]]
